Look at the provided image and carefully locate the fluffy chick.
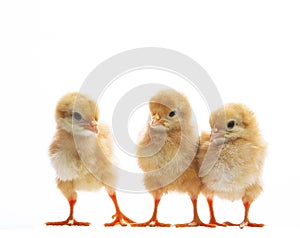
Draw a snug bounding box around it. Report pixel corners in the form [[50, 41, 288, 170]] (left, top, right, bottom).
[[198, 103, 267, 228], [46, 92, 133, 226], [133, 89, 211, 227]]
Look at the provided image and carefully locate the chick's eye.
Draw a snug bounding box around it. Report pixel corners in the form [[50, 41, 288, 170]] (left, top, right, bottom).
[[73, 112, 82, 121], [227, 120, 235, 129], [169, 111, 176, 117]]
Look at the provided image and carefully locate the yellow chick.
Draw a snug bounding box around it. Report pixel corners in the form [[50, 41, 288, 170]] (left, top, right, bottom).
[[198, 103, 267, 228], [132, 89, 212, 227], [45, 92, 133, 226]]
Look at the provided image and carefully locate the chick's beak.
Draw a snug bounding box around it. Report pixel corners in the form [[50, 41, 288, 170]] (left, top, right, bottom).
[[85, 120, 99, 134], [211, 128, 225, 140], [150, 113, 161, 127]]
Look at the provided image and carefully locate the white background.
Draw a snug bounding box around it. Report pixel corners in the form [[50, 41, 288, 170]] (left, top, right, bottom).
[[1, 0, 300, 237]]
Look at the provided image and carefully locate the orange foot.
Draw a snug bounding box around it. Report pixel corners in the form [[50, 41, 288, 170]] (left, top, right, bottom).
[[224, 221, 264, 229], [176, 220, 216, 228], [104, 212, 135, 227], [45, 219, 90, 226], [131, 219, 171, 227]]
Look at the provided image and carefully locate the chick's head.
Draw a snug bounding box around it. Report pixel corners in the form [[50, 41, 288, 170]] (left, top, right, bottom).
[[210, 103, 259, 143], [148, 89, 191, 132], [55, 92, 99, 136]]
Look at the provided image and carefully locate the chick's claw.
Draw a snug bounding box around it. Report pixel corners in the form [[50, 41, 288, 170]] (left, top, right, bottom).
[[71, 220, 90, 226], [45, 219, 90, 226], [104, 218, 127, 227], [105, 212, 136, 227], [111, 213, 135, 224], [131, 220, 171, 227], [175, 220, 216, 228], [149, 220, 171, 227], [240, 221, 264, 228], [224, 221, 264, 229]]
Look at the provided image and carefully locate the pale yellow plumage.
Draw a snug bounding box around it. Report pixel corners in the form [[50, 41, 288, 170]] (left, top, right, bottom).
[[46, 92, 133, 226], [133, 89, 211, 227], [198, 103, 267, 228]]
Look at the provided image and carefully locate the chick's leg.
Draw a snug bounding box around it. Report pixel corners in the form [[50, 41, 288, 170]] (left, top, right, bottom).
[[104, 191, 135, 227], [207, 197, 226, 226], [45, 180, 90, 226], [224, 200, 264, 229], [240, 201, 264, 228], [131, 195, 171, 227], [176, 196, 215, 228]]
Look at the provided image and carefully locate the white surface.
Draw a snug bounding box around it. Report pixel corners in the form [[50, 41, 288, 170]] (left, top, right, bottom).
[[1, 0, 300, 237]]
